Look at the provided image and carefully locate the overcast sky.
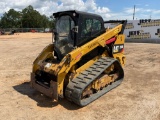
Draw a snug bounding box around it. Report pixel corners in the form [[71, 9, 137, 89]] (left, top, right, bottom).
[[0, 0, 160, 20]]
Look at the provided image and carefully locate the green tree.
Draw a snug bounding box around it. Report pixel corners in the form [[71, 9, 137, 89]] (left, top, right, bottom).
[[0, 18, 1, 28], [49, 15, 55, 29], [22, 5, 41, 28], [0, 9, 21, 28], [0, 5, 55, 29]]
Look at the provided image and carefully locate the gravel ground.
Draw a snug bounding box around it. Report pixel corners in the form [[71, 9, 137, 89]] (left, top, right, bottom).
[[0, 33, 160, 120]]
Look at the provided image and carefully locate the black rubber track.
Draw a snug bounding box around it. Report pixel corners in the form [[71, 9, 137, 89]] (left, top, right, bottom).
[[65, 57, 124, 106]]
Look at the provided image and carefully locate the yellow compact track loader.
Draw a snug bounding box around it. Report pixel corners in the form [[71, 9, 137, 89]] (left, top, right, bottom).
[[31, 10, 127, 106]]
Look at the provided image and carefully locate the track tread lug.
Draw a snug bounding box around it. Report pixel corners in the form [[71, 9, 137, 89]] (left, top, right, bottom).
[[74, 85, 83, 89], [65, 57, 124, 106]]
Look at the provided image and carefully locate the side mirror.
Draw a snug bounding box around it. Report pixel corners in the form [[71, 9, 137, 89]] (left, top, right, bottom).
[[72, 26, 78, 33]]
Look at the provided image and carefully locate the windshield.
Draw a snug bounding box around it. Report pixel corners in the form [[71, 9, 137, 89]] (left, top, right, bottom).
[[55, 15, 75, 57]]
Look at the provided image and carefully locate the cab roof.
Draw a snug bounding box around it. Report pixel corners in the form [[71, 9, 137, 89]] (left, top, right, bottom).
[[53, 10, 103, 20]]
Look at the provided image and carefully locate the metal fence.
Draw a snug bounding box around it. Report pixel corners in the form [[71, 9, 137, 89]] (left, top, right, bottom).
[[0, 28, 52, 33]]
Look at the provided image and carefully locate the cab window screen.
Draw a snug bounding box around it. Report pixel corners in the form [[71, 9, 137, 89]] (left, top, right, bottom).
[[81, 18, 102, 38]]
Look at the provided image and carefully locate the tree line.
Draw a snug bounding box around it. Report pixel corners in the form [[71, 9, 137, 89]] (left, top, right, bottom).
[[0, 5, 55, 29]]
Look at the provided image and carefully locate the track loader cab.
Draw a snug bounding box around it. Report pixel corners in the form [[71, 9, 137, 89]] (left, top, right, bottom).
[[31, 10, 127, 106], [53, 10, 105, 60]]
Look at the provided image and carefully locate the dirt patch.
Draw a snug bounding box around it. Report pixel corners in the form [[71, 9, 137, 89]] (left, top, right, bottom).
[[0, 33, 160, 120]]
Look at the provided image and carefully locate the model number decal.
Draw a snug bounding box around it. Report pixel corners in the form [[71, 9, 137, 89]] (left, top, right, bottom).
[[113, 44, 124, 53]]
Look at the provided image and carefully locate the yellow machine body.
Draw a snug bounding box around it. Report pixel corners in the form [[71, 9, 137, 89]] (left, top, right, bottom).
[[31, 10, 126, 106]]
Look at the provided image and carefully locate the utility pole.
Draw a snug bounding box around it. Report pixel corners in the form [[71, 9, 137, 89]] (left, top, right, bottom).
[[150, 14, 152, 19], [133, 5, 136, 20]]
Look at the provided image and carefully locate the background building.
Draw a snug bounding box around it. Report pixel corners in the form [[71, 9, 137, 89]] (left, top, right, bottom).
[[105, 19, 160, 43]]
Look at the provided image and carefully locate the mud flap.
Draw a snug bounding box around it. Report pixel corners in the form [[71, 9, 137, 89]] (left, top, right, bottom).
[[30, 73, 58, 101]]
